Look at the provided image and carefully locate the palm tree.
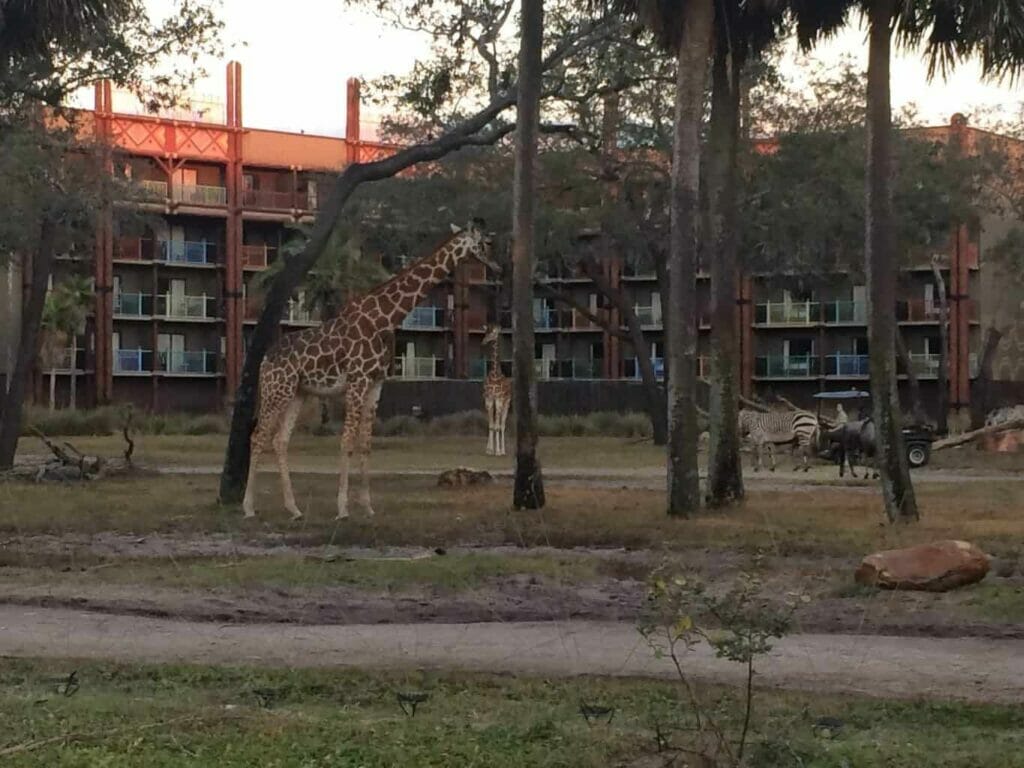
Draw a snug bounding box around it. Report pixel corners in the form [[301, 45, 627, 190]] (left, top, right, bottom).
[[795, 0, 1024, 523], [512, 0, 546, 509], [608, 0, 714, 516], [39, 275, 91, 411]]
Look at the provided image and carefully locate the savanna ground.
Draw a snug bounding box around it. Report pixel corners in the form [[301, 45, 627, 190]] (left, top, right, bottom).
[[3, 431, 1024, 764]]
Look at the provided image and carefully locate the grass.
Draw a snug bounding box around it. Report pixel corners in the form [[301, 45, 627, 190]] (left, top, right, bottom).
[[3, 472, 1024, 559], [0, 659, 1022, 767]]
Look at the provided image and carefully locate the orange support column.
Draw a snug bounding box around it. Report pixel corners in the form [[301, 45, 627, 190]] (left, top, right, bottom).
[[224, 61, 245, 398], [93, 81, 115, 404], [955, 224, 972, 408]]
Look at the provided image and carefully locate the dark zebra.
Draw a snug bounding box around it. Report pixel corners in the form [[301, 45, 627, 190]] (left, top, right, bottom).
[[737, 408, 820, 472]]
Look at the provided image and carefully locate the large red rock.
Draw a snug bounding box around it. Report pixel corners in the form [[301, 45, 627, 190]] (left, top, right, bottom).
[[855, 540, 990, 592]]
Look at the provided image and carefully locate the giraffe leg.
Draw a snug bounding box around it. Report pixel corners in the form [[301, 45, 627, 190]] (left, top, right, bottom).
[[273, 397, 305, 520], [484, 396, 494, 455], [498, 399, 511, 456], [242, 399, 286, 518], [355, 379, 383, 516], [337, 382, 366, 520]]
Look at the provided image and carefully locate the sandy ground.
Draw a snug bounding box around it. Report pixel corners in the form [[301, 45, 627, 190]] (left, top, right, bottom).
[[1, 605, 1021, 703]]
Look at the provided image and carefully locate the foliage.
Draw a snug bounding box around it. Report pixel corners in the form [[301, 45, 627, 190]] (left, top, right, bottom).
[[39, 274, 92, 368], [639, 569, 803, 764]]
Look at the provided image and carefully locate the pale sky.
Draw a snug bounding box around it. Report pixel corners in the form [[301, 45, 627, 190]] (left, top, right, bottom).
[[86, 1, 1024, 136]]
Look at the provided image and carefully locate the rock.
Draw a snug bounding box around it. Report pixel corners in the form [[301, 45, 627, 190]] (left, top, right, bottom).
[[436, 467, 493, 487], [855, 540, 990, 592]]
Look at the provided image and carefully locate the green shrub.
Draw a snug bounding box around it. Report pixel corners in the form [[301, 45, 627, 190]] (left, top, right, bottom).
[[21, 406, 120, 436]]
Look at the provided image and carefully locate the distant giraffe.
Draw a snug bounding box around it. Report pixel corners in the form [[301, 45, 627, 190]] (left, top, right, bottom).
[[242, 220, 499, 520], [481, 324, 511, 456]]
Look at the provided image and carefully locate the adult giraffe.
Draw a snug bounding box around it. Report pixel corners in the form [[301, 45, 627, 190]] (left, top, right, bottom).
[[480, 324, 511, 456], [242, 220, 500, 520]]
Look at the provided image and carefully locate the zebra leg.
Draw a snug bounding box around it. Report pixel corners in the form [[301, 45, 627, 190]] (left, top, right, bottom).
[[767, 442, 776, 472]]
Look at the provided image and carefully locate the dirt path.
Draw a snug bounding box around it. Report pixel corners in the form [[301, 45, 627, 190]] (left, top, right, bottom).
[[1, 605, 1020, 703]]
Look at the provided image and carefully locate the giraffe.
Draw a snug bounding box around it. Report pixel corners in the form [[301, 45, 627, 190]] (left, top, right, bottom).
[[481, 324, 511, 456], [242, 220, 500, 520]]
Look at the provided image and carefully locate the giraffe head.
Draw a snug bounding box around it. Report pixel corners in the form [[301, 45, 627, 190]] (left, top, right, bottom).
[[481, 324, 501, 346], [449, 219, 501, 274]]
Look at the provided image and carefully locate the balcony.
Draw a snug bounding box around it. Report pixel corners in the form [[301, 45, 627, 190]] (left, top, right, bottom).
[[172, 184, 226, 206], [393, 356, 445, 379], [754, 301, 820, 326], [402, 306, 447, 330], [243, 188, 297, 210], [755, 354, 820, 379], [824, 353, 869, 377], [113, 292, 152, 318], [823, 300, 867, 325], [907, 352, 942, 378], [469, 357, 512, 378], [535, 308, 602, 331], [113, 348, 153, 374], [242, 245, 276, 269], [159, 349, 220, 375], [624, 356, 709, 380], [156, 293, 218, 320], [537, 359, 601, 380], [285, 299, 319, 325], [117, 237, 157, 261], [138, 180, 168, 200], [159, 240, 219, 266]]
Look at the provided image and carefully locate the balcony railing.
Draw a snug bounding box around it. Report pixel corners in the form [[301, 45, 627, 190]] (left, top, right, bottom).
[[243, 188, 296, 209], [755, 354, 820, 378], [159, 349, 220, 375], [172, 184, 226, 206], [138, 179, 168, 200], [159, 240, 219, 265], [469, 357, 513, 378], [908, 352, 942, 377], [402, 306, 447, 330], [634, 305, 662, 327], [113, 292, 152, 317], [156, 293, 218, 320], [897, 299, 941, 323], [537, 359, 601, 380], [242, 245, 276, 269], [823, 301, 867, 325], [113, 348, 152, 374], [755, 301, 820, 326], [824, 353, 869, 377], [285, 299, 318, 324], [624, 356, 709, 380], [117, 237, 156, 261], [48, 348, 88, 372], [393, 356, 445, 379]]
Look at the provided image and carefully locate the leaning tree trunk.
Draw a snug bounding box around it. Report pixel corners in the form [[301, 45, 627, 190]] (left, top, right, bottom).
[[0, 220, 56, 469], [931, 257, 950, 435], [705, 38, 745, 507], [666, 0, 713, 516], [970, 326, 1003, 430], [866, 0, 918, 523], [48, 368, 56, 412], [511, 0, 545, 509]]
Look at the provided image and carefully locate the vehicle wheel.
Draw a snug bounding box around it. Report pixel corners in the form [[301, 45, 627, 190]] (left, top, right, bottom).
[[907, 444, 929, 468]]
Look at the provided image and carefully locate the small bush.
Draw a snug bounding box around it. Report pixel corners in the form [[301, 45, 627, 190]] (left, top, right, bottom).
[[21, 406, 120, 436]]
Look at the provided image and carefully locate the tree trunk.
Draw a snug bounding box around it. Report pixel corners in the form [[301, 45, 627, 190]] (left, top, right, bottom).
[[666, 0, 713, 516], [705, 37, 745, 507], [0, 220, 56, 469], [218, 83, 528, 504], [69, 334, 77, 409], [895, 329, 926, 424], [511, 0, 545, 509], [931, 258, 950, 435], [48, 369, 55, 412], [866, 0, 918, 523], [970, 326, 1003, 430]]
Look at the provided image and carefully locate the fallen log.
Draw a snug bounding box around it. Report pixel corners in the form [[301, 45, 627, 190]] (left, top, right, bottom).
[[932, 417, 1024, 451]]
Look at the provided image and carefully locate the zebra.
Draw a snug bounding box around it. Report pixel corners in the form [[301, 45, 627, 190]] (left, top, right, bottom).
[[737, 408, 820, 472]]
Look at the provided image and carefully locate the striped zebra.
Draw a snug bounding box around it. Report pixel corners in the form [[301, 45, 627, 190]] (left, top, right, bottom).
[[737, 408, 820, 472]]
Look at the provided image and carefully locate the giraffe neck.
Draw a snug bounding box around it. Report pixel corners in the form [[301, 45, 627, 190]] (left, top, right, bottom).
[[488, 338, 502, 379], [366, 237, 460, 328]]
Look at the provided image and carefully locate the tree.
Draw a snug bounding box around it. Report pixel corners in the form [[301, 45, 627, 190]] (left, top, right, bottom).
[[219, 2, 622, 503], [511, 0, 547, 509]]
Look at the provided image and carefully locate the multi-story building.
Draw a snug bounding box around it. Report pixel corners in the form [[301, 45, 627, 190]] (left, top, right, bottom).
[[37, 63, 1006, 415]]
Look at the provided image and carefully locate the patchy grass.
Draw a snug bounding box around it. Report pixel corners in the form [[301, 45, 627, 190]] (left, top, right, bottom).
[[959, 581, 1024, 623], [0, 551, 613, 593], [2, 472, 1024, 559], [0, 659, 1022, 767]]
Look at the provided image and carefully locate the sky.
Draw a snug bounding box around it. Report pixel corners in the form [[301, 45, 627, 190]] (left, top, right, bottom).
[[90, 1, 1024, 137]]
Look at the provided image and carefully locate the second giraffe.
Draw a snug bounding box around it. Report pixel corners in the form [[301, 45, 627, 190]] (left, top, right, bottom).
[[481, 324, 511, 455]]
